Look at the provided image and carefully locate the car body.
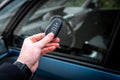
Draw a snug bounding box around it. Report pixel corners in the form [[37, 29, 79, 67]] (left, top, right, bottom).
[[0, 0, 120, 80]]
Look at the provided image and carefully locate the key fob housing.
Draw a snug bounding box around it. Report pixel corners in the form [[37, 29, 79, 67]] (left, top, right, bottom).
[[45, 17, 63, 38]]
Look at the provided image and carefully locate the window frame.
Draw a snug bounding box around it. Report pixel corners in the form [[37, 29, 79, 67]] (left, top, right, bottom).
[[2, 0, 48, 45], [103, 14, 120, 72], [2, 0, 120, 74]]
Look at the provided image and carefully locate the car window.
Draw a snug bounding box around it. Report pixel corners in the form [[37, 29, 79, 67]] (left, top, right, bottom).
[[13, 0, 120, 65], [0, 0, 27, 35], [100, 0, 120, 9]]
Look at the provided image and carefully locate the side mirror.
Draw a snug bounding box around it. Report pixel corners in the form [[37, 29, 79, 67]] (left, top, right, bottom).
[[0, 36, 8, 59]]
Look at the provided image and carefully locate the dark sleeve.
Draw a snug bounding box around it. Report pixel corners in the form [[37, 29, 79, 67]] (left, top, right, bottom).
[[0, 63, 30, 80]]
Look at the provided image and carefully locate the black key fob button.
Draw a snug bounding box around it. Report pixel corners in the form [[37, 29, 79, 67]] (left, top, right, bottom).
[[45, 17, 63, 38]]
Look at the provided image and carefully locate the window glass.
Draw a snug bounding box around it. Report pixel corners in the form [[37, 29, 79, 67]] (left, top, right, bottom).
[[13, 0, 120, 64], [0, 0, 26, 34], [100, 0, 120, 9]]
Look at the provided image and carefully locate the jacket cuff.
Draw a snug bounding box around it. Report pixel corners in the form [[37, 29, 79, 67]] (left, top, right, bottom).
[[0, 63, 30, 80]]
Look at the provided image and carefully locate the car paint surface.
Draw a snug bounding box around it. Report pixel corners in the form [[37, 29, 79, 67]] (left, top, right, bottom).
[[8, 49, 120, 80]]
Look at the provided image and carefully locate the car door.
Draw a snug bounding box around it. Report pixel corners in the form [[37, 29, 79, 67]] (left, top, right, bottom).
[[1, 0, 120, 80], [0, 0, 28, 59]]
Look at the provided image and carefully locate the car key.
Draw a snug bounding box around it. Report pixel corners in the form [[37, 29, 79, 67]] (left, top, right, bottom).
[[44, 17, 63, 38]]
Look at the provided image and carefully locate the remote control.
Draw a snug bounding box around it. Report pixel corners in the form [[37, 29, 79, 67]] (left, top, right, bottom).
[[44, 17, 63, 38]]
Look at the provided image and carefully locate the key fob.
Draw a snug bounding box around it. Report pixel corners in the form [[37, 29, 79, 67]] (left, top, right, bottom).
[[45, 17, 63, 38]]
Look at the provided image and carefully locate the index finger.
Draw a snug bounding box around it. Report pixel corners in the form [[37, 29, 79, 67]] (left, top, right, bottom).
[[36, 33, 54, 48], [27, 33, 45, 43]]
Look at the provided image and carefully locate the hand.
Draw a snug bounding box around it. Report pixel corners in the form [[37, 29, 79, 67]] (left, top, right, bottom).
[[16, 33, 60, 72]]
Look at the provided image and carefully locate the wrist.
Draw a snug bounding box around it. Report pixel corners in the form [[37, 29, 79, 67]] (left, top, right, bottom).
[[13, 61, 33, 79], [16, 59, 32, 71]]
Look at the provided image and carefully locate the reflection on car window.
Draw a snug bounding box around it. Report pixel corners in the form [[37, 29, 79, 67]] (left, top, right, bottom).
[[0, 0, 26, 34], [101, 0, 120, 9], [14, 0, 120, 64]]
